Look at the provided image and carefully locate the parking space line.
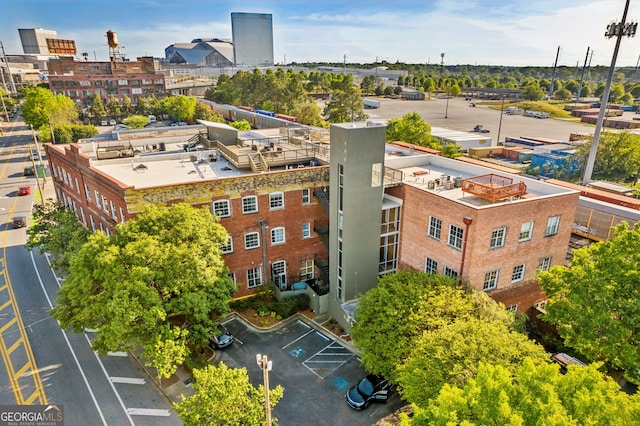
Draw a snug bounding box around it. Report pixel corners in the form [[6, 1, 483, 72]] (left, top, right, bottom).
[[282, 329, 314, 350], [296, 319, 311, 329], [315, 330, 330, 341]]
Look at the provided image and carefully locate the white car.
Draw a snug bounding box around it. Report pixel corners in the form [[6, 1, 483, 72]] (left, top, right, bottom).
[[109, 119, 117, 126], [101, 120, 108, 126]]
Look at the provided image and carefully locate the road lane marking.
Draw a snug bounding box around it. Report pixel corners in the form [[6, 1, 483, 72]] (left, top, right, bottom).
[[107, 351, 129, 357], [110, 377, 146, 385], [127, 408, 171, 416]]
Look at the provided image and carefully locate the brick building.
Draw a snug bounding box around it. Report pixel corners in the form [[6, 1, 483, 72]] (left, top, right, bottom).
[[47, 56, 166, 108]]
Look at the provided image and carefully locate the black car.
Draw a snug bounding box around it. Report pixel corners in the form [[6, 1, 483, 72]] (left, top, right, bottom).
[[23, 166, 35, 176], [346, 374, 393, 410], [209, 324, 234, 349], [12, 216, 27, 228]]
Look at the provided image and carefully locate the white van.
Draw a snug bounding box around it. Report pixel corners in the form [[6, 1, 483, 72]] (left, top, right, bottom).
[[505, 106, 523, 115], [148, 115, 156, 123]]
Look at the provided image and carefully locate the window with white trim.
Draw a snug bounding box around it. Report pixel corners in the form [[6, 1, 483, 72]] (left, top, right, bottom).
[[269, 192, 284, 210], [302, 189, 310, 205], [483, 270, 499, 290], [110, 201, 117, 220], [119, 207, 126, 223], [511, 264, 525, 283], [271, 227, 285, 244], [444, 266, 458, 278], [424, 258, 438, 274], [519, 221, 534, 242], [490, 227, 506, 248], [244, 232, 260, 249], [302, 223, 311, 238], [506, 304, 518, 312], [545, 215, 560, 236], [228, 272, 236, 285], [300, 259, 314, 280], [428, 216, 442, 240], [272, 261, 287, 288], [221, 237, 233, 254], [84, 184, 91, 201], [94, 190, 101, 208], [102, 195, 109, 213], [538, 256, 552, 271], [242, 196, 258, 214], [448, 224, 464, 249], [247, 267, 262, 288], [213, 199, 231, 218], [75, 178, 80, 193]]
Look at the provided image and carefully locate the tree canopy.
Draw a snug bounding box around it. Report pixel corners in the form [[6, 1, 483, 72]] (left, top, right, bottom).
[[22, 87, 79, 129], [322, 74, 368, 123], [413, 359, 640, 426], [539, 221, 640, 384], [386, 112, 432, 146], [174, 363, 284, 426], [51, 203, 236, 378], [576, 131, 640, 182]]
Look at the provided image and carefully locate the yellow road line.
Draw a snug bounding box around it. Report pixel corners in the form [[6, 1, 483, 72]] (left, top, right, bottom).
[[7, 337, 25, 354], [0, 331, 21, 403], [0, 299, 13, 311], [0, 316, 17, 333]]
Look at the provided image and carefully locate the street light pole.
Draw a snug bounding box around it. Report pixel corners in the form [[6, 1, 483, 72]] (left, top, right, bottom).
[[256, 354, 272, 426], [496, 95, 505, 145], [582, 0, 636, 185]]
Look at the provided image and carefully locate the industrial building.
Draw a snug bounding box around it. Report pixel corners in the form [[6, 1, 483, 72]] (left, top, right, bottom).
[[164, 38, 234, 67], [45, 112, 580, 331], [231, 12, 274, 67], [18, 28, 59, 55]]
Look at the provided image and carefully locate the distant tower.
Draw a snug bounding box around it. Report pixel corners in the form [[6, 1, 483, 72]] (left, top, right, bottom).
[[18, 28, 58, 54], [106, 30, 125, 61], [231, 12, 274, 67], [440, 52, 445, 71]]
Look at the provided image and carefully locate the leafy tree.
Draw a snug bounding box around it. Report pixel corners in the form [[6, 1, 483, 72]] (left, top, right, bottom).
[[293, 101, 328, 127], [229, 119, 251, 130], [136, 95, 161, 116], [522, 83, 544, 101], [50, 124, 99, 143], [88, 93, 107, 122], [51, 203, 237, 378], [386, 112, 432, 145], [609, 82, 626, 103], [397, 317, 548, 408], [122, 114, 150, 129], [174, 363, 284, 426], [351, 270, 518, 382], [539, 221, 640, 384], [193, 102, 223, 123], [449, 83, 461, 97], [161, 95, 197, 122], [121, 94, 133, 117], [106, 95, 121, 119], [323, 74, 368, 123], [554, 87, 573, 101], [416, 359, 640, 425], [575, 131, 640, 181], [26, 200, 91, 274], [22, 87, 78, 129]]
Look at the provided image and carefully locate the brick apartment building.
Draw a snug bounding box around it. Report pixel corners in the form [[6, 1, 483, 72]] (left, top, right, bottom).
[[45, 119, 579, 329], [47, 56, 166, 108]]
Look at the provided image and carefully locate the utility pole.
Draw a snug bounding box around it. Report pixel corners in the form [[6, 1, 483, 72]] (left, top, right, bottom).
[[256, 354, 272, 426], [549, 46, 560, 97], [0, 41, 17, 95], [583, 0, 636, 185], [575, 46, 590, 104]]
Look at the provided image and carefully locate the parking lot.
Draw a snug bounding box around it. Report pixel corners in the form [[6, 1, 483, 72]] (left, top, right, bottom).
[[217, 316, 405, 426]]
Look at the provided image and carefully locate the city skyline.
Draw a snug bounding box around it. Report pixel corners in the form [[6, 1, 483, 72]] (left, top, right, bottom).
[[2, 0, 640, 67]]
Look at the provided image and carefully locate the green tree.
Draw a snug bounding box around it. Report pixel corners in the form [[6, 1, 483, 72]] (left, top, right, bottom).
[[161, 95, 197, 122], [88, 93, 107, 122], [449, 83, 461, 97], [51, 203, 237, 378], [22, 87, 78, 129], [174, 363, 284, 426], [229, 119, 251, 130], [539, 221, 640, 384], [351, 270, 518, 382], [121, 94, 133, 117], [193, 102, 223, 123], [386, 112, 432, 146], [575, 131, 640, 181], [26, 200, 91, 274], [106, 95, 121, 120], [293, 101, 328, 127], [323, 74, 368, 123], [122, 114, 150, 129], [136, 95, 161, 116], [417, 359, 640, 426], [554, 87, 573, 101], [522, 83, 544, 101], [397, 317, 548, 408]]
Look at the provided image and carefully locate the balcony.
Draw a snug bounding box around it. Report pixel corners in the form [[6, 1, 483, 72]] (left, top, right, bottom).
[[461, 173, 527, 202]]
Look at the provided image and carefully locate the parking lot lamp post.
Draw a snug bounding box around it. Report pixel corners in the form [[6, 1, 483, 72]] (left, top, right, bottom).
[[497, 95, 505, 145], [445, 84, 450, 119], [583, 0, 636, 185], [256, 354, 273, 426], [458, 216, 473, 284]]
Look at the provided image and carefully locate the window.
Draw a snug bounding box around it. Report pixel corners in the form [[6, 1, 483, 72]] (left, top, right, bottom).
[[221, 237, 233, 254], [490, 227, 506, 248], [444, 266, 458, 278], [519, 222, 534, 242], [269, 192, 284, 210], [244, 232, 260, 249], [302, 188, 310, 205], [545, 215, 560, 236], [511, 264, 525, 283], [506, 304, 518, 312], [302, 223, 311, 238], [110, 201, 117, 220], [242, 196, 258, 214], [425, 258, 438, 274], [119, 207, 126, 223], [228, 272, 236, 285], [94, 190, 101, 208], [300, 259, 314, 280], [538, 256, 552, 271], [483, 270, 499, 290], [213, 200, 230, 218], [271, 227, 285, 244], [428, 216, 442, 240], [84, 184, 91, 201], [247, 267, 262, 288], [448, 224, 464, 249]]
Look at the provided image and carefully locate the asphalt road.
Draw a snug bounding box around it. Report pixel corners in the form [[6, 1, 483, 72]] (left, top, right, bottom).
[[365, 96, 610, 143]]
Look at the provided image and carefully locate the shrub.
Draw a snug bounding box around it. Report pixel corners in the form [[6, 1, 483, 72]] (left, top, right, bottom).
[[268, 297, 298, 318]]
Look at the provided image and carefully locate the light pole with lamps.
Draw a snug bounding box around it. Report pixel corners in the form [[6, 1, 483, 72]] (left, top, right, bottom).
[[458, 216, 473, 284], [496, 95, 505, 145], [256, 354, 272, 426]]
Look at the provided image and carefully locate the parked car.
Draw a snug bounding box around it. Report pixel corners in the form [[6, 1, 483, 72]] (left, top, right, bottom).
[[12, 216, 26, 228], [30, 150, 39, 161], [208, 324, 234, 349], [109, 119, 117, 126], [101, 120, 108, 126], [18, 186, 31, 196], [552, 352, 586, 374], [114, 124, 129, 130], [472, 124, 490, 133], [23, 166, 35, 176], [346, 375, 393, 410]]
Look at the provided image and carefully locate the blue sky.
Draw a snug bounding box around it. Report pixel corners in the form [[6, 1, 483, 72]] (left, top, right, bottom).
[[2, 0, 640, 67]]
